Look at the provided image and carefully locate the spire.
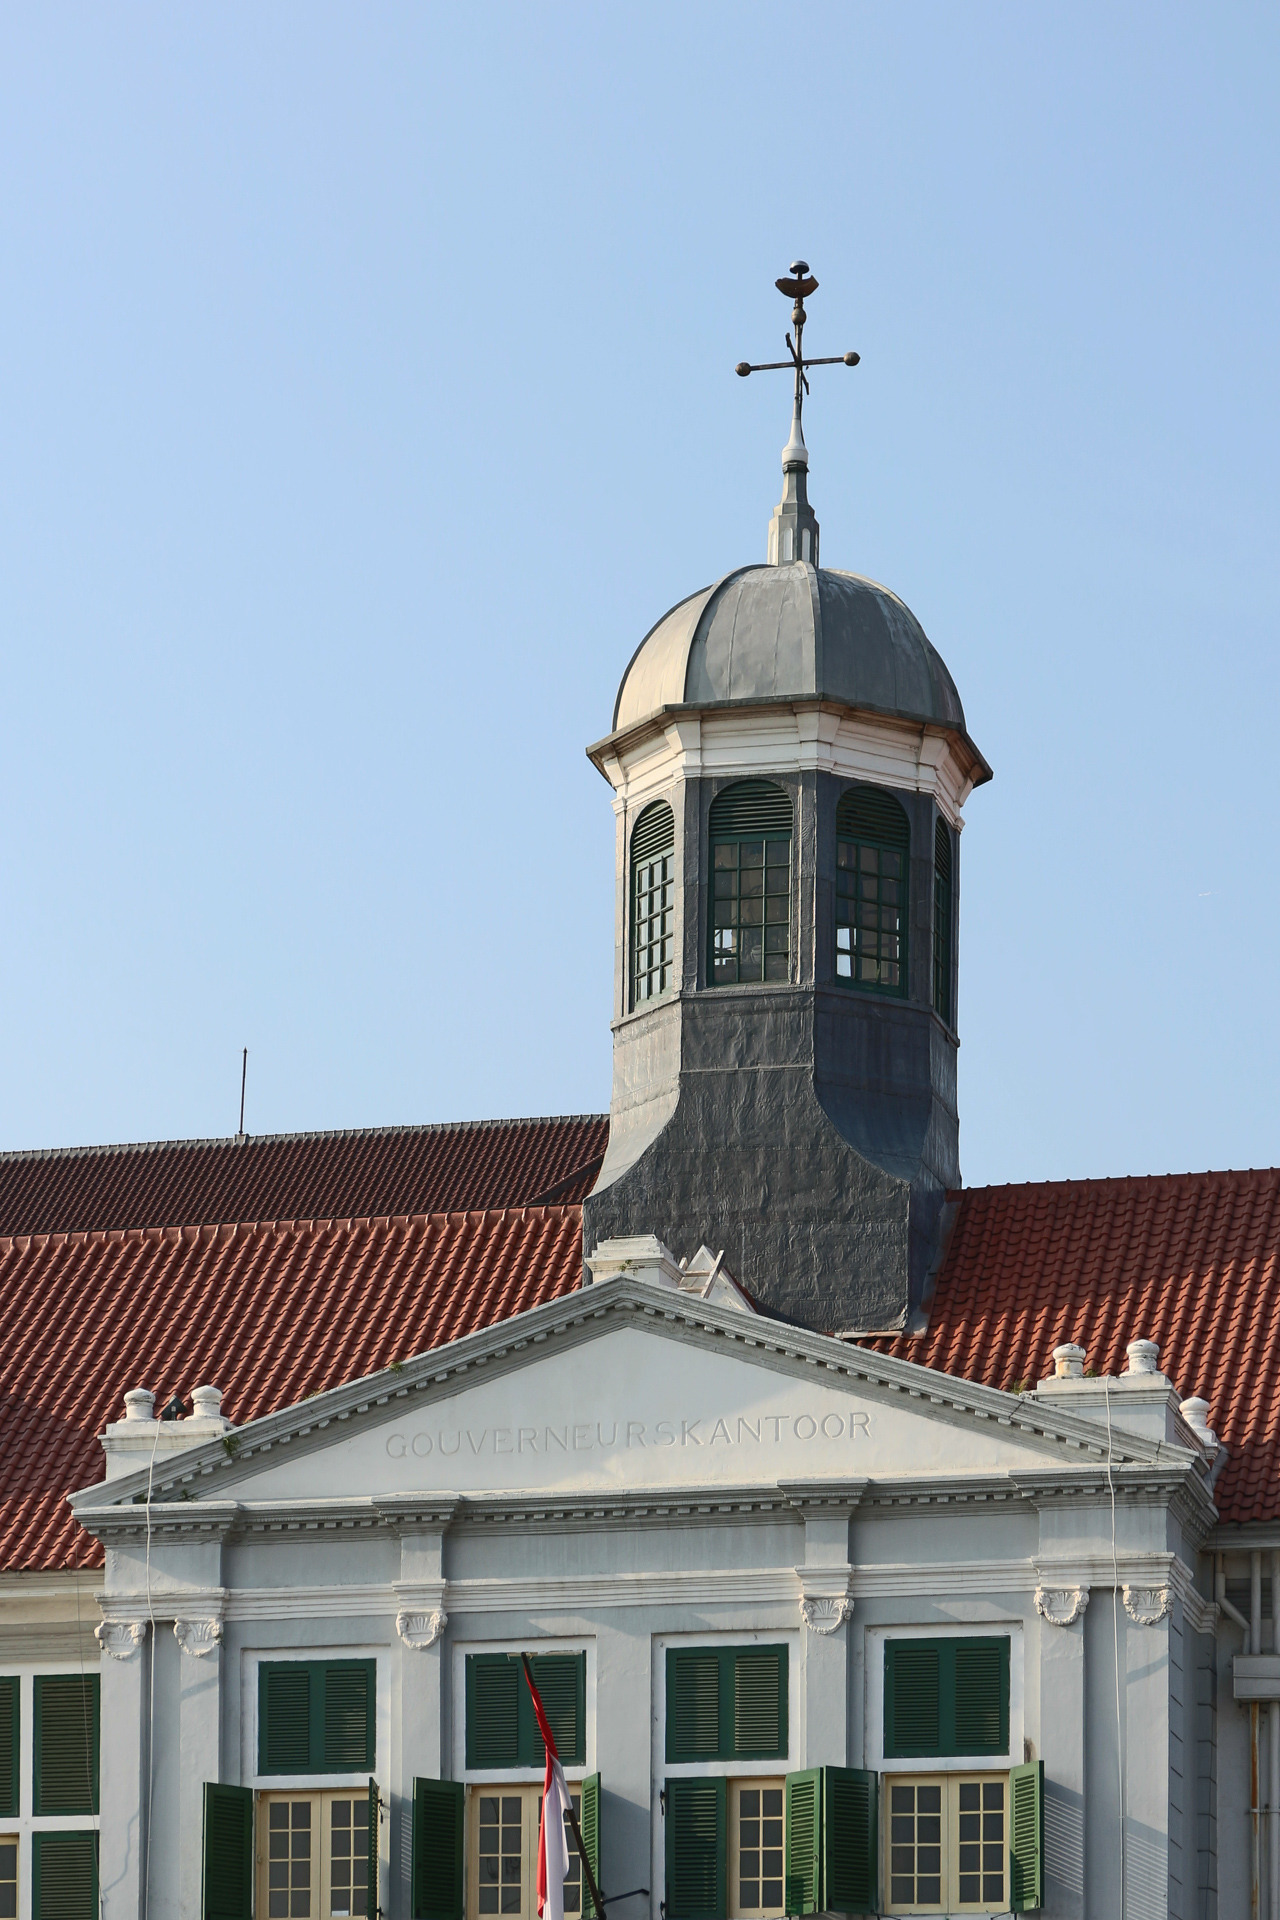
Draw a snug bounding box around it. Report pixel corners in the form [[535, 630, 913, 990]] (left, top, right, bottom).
[[734, 262, 860, 568]]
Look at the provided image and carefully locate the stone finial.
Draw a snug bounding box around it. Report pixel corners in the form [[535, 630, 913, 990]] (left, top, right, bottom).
[[1053, 1343, 1086, 1379], [123, 1388, 155, 1421], [190, 1385, 223, 1421], [1180, 1396, 1219, 1455], [1125, 1338, 1161, 1376]]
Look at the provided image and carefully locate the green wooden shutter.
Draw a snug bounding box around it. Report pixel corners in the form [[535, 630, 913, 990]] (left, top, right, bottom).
[[709, 780, 792, 840], [203, 1782, 253, 1920], [664, 1777, 726, 1920], [321, 1661, 376, 1769], [884, 1642, 940, 1757], [1009, 1759, 1044, 1911], [520, 1654, 586, 1767], [0, 1677, 17, 1818], [732, 1648, 786, 1759], [580, 1773, 601, 1895], [784, 1769, 821, 1915], [667, 1650, 721, 1761], [953, 1640, 1008, 1756], [412, 1778, 464, 1920], [32, 1834, 97, 1920], [259, 1663, 311, 1774], [466, 1655, 520, 1769], [823, 1768, 878, 1916], [367, 1778, 380, 1920], [33, 1676, 99, 1815], [836, 786, 910, 849]]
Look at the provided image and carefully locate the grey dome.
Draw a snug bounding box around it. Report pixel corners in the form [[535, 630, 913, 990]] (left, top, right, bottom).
[[612, 561, 971, 743]]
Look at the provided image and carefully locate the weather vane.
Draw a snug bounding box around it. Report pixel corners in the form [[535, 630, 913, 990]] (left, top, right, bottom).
[[737, 263, 858, 568], [735, 261, 859, 433]]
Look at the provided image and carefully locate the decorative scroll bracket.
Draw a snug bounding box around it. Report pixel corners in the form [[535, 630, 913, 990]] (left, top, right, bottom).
[[96, 1619, 148, 1661], [174, 1616, 224, 1658], [397, 1608, 448, 1651], [1035, 1585, 1090, 1628], [1123, 1584, 1172, 1626]]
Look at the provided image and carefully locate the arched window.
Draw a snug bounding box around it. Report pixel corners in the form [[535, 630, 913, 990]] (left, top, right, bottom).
[[933, 817, 953, 1023], [709, 780, 792, 986], [835, 786, 909, 996], [630, 801, 676, 1008]]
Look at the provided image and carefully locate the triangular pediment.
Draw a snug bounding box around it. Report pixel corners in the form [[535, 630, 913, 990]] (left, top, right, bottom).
[[71, 1278, 1169, 1520]]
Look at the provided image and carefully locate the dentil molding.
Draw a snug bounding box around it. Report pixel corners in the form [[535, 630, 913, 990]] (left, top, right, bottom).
[[397, 1609, 447, 1651], [1123, 1584, 1172, 1626], [96, 1619, 148, 1661], [174, 1617, 224, 1658], [1034, 1585, 1090, 1628]]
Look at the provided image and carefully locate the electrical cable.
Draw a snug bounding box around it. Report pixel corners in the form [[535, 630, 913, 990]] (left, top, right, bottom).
[[143, 1412, 161, 1920], [1104, 1377, 1125, 1917]]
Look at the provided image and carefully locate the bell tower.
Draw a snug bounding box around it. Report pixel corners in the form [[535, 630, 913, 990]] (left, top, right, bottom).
[[583, 269, 991, 1334]]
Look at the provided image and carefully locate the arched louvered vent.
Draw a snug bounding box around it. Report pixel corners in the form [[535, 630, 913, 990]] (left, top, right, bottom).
[[631, 800, 675, 867], [708, 781, 791, 986], [836, 785, 910, 850], [835, 784, 909, 997], [631, 801, 676, 1009], [934, 816, 953, 883], [933, 815, 953, 1023], [709, 780, 793, 841]]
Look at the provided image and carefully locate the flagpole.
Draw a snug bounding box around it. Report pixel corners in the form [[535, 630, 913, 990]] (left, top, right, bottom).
[[520, 1653, 608, 1920]]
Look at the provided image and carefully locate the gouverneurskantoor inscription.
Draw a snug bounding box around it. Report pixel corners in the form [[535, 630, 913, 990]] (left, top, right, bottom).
[[384, 1409, 870, 1459]]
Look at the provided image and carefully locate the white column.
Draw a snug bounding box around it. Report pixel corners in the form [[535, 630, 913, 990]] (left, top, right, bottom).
[[1035, 1587, 1088, 1917], [98, 1623, 149, 1920], [176, 1623, 224, 1920]]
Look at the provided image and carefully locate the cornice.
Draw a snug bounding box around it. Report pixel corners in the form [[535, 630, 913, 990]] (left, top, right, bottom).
[[70, 1279, 1166, 1522]]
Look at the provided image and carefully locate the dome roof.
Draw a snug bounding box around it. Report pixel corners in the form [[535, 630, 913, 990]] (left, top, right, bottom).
[[611, 561, 975, 749]]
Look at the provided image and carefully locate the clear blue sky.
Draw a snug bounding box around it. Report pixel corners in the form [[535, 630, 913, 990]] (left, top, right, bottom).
[[2, 3, 1277, 1186]]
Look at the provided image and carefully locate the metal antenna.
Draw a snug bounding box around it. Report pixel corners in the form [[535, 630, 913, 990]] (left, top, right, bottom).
[[238, 1047, 248, 1139], [735, 263, 859, 568]]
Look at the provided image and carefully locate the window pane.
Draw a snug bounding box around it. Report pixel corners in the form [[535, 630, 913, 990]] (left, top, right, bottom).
[[710, 839, 789, 986], [836, 833, 909, 997]]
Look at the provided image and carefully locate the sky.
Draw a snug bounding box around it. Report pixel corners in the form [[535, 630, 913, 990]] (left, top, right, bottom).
[[1, 3, 1277, 1186]]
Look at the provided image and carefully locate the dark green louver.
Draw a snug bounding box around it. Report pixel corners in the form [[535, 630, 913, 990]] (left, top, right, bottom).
[[32, 1834, 97, 1920], [665, 1646, 787, 1762], [709, 780, 792, 840], [202, 1783, 253, 1920], [368, 1777, 380, 1920], [631, 800, 675, 866], [933, 815, 953, 1022], [884, 1637, 1009, 1758], [1009, 1759, 1044, 1911], [785, 1767, 878, 1916], [412, 1778, 464, 1920], [0, 1677, 17, 1817], [464, 1653, 586, 1768], [580, 1772, 602, 1894], [664, 1775, 726, 1920], [258, 1660, 376, 1773], [33, 1676, 98, 1815], [836, 785, 910, 849]]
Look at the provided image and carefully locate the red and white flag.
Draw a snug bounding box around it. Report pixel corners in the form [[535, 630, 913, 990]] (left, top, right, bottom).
[[522, 1660, 572, 1920]]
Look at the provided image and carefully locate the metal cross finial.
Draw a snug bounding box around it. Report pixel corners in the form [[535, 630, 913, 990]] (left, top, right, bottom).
[[736, 263, 859, 568], [734, 260, 859, 432]]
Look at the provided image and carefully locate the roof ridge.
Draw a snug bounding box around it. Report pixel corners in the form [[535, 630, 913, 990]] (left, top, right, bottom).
[[0, 1199, 586, 1257], [957, 1166, 1280, 1198], [0, 1114, 609, 1167]]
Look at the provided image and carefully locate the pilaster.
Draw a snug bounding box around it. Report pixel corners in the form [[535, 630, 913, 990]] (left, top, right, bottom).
[[783, 1484, 863, 1768], [98, 1619, 149, 1920]]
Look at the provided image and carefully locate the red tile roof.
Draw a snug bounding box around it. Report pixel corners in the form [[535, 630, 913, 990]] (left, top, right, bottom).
[[868, 1168, 1280, 1527], [0, 1116, 608, 1238], [0, 1204, 584, 1573]]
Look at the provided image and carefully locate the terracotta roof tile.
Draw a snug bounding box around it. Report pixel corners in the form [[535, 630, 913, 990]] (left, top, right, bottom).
[[865, 1168, 1280, 1527], [0, 1203, 584, 1574], [0, 1116, 608, 1237]]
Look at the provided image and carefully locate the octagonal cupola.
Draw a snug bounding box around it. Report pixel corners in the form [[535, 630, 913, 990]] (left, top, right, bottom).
[[584, 269, 991, 1336]]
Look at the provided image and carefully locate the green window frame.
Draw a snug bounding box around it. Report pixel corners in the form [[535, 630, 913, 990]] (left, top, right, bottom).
[[0, 1677, 17, 1818], [464, 1652, 586, 1769], [631, 800, 677, 1007], [32, 1832, 98, 1920], [709, 782, 792, 986], [786, 1766, 878, 1916], [932, 816, 953, 1023], [883, 1637, 1010, 1759], [203, 1782, 253, 1920], [33, 1676, 99, 1816], [665, 1645, 788, 1763], [257, 1660, 377, 1774], [411, 1778, 464, 1920], [664, 1776, 726, 1920], [835, 786, 909, 997], [1009, 1759, 1044, 1911]]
